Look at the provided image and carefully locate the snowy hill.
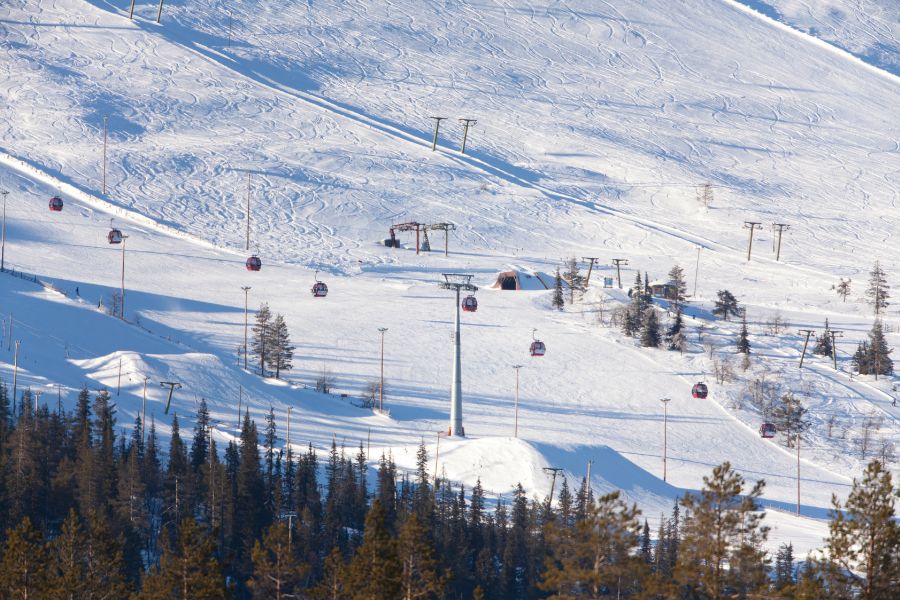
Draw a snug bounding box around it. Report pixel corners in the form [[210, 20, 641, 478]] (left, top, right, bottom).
[[1, 0, 898, 555]]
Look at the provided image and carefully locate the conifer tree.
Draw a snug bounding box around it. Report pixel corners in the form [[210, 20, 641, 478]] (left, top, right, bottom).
[[675, 462, 769, 599], [309, 547, 348, 600], [770, 392, 809, 447], [852, 341, 871, 374], [640, 307, 661, 348], [238, 412, 268, 566], [346, 499, 401, 598], [251, 302, 273, 376], [865, 260, 890, 316], [668, 264, 687, 306], [665, 309, 687, 353], [773, 542, 796, 595], [712, 289, 740, 321], [552, 269, 565, 311], [837, 278, 851, 302], [824, 460, 899, 599], [248, 522, 308, 600], [190, 399, 210, 473], [267, 314, 294, 379], [736, 315, 751, 354], [46, 510, 90, 599], [0, 517, 48, 598], [813, 320, 833, 357], [139, 518, 226, 599], [865, 320, 894, 377], [398, 513, 448, 599], [540, 491, 647, 598], [562, 258, 584, 304]]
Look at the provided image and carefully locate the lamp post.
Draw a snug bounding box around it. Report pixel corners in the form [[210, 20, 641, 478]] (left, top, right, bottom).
[[378, 327, 388, 411], [438, 274, 478, 436], [660, 397, 671, 482], [512, 365, 523, 437]]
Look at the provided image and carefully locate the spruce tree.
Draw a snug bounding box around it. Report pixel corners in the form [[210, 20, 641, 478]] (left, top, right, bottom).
[[813, 320, 833, 357], [251, 302, 273, 376], [668, 264, 687, 306], [0, 517, 48, 598], [552, 269, 565, 311], [267, 314, 294, 379], [398, 513, 448, 599], [773, 542, 796, 595], [770, 392, 809, 447], [190, 399, 210, 473], [640, 307, 661, 348], [665, 309, 687, 353], [837, 278, 851, 302], [712, 289, 740, 321], [824, 460, 899, 599], [865, 261, 890, 316], [865, 320, 894, 377], [736, 315, 751, 354], [346, 499, 401, 598], [853, 341, 871, 375], [562, 258, 584, 304]]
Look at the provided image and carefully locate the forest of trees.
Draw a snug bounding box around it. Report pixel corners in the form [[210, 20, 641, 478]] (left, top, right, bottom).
[[0, 379, 897, 599]]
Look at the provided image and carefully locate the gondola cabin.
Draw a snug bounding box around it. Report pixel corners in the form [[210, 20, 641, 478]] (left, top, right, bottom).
[[311, 282, 328, 297], [530, 340, 546, 357], [108, 228, 123, 244], [462, 295, 478, 312], [49, 196, 64, 212], [691, 383, 708, 399], [245, 255, 262, 271], [759, 423, 776, 438]]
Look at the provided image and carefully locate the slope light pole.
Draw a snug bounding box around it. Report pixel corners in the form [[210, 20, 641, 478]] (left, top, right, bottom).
[[796, 432, 801, 515], [120, 234, 129, 320], [12, 340, 20, 416], [1, 188, 7, 271], [141, 376, 150, 445], [459, 118, 477, 154], [743, 221, 762, 261], [429, 116, 447, 151], [611, 258, 628, 289], [439, 273, 478, 436], [160, 381, 182, 415], [245, 172, 251, 251], [660, 397, 671, 482], [582, 257, 599, 288], [693, 246, 701, 297], [772, 223, 790, 261], [512, 365, 523, 437], [378, 327, 388, 411], [241, 286, 251, 369]]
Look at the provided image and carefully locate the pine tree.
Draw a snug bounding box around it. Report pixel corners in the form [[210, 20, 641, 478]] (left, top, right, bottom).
[[712, 289, 740, 321], [248, 522, 308, 600], [813, 320, 833, 357], [398, 513, 448, 599], [237, 412, 268, 567], [736, 315, 751, 354], [773, 542, 796, 595], [267, 314, 294, 379], [675, 462, 769, 599], [540, 491, 648, 598], [640, 307, 661, 348], [552, 269, 565, 311], [0, 517, 48, 598], [770, 392, 809, 447], [837, 278, 851, 302], [190, 399, 210, 473], [251, 302, 273, 376], [865, 261, 890, 316], [668, 264, 687, 306], [139, 518, 226, 599], [824, 460, 899, 599], [853, 341, 871, 374], [865, 320, 894, 377], [345, 499, 401, 598], [562, 258, 584, 304]]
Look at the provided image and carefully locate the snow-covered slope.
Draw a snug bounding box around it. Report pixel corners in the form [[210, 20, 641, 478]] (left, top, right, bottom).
[[1, 0, 898, 554]]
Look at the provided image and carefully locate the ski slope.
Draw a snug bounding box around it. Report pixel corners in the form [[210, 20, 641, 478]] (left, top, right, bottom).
[[1, 0, 898, 555]]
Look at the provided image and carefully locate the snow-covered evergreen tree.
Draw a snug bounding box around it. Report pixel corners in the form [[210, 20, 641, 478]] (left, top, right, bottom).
[[251, 302, 273, 376], [668, 264, 687, 306], [736, 315, 751, 354], [813, 319, 833, 357], [562, 258, 584, 304], [640, 307, 661, 348], [552, 269, 565, 311], [865, 261, 890, 316], [712, 290, 741, 321]]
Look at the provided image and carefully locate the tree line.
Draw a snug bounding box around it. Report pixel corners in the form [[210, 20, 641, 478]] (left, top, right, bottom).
[[0, 380, 897, 599]]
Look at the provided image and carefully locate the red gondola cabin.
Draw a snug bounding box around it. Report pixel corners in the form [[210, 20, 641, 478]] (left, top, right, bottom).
[[311, 282, 328, 297], [692, 383, 708, 399], [108, 228, 123, 244], [462, 295, 478, 312], [49, 196, 64, 212], [246, 256, 262, 271], [530, 340, 546, 357], [759, 423, 776, 438]]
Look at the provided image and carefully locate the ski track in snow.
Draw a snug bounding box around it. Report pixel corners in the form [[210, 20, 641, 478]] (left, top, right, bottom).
[[0, 0, 899, 552]]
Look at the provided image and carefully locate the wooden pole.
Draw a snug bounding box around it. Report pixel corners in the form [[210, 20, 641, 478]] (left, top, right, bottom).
[[429, 117, 446, 151], [141, 376, 149, 445], [612, 259, 628, 289], [459, 118, 477, 154], [797, 330, 815, 369], [660, 398, 671, 482], [693, 246, 701, 297], [156, 0, 164, 24], [102, 115, 108, 195], [773, 223, 790, 261], [744, 221, 762, 261], [796, 434, 801, 515], [129, 0, 136, 20], [582, 257, 598, 288], [378, 328, 387, 411], [12, 340, 20, 415]]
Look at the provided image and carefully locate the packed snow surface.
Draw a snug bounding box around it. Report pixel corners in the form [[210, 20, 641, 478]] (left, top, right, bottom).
[[1, 0, 898, 555]]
